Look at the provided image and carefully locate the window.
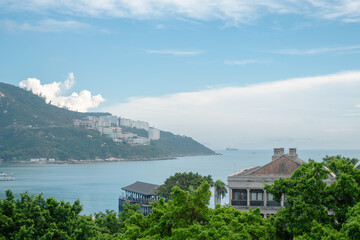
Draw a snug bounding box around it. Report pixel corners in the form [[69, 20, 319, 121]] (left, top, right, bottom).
[[266, 192, 281, 206], [251, 190, 263, 201], [251, 192, 256, 200], [233, 189, 247, 200], [267, 193, 274, 201]]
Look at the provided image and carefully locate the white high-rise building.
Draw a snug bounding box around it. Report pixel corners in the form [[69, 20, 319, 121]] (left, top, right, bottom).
[[119, 118, 133, 128], [99, 115, 118, 126], [119, 118, 149, 131], [132, 121, 149, 131], [149, 127, 160, 140]]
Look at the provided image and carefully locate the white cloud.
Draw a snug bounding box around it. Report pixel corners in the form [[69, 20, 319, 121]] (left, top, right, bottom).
[[225, 59, 266, 66], [155, 24, 165, 29], [0, 19, 90, 32], [103, 71, 360, 149], [343, 18, 360, 23], [19, 73, 105, 112], [2, 0, 360, 24], [145, 49, 203, 56], [323, 128, 354, 133], [274, 45, 360, 55]]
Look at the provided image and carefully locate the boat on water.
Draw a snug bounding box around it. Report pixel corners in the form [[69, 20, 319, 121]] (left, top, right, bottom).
[[0, 172, 15, 181], [226, 148, 239, 151]]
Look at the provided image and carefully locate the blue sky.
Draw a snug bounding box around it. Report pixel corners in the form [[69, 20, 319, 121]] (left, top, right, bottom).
[[1, 1, 360, 149]]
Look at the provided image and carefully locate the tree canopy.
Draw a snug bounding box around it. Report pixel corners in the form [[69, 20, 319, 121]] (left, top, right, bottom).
[[2, 155, 360, 239], [214, 179, 227, 205], [122, 181, 274, 240], [156, 172, 214, 200], [265, 155, 360, 239]]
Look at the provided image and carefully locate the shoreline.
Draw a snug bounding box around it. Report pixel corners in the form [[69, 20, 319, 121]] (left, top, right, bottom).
[[0, 157, 177, 164], [0, 153, 218, 165]]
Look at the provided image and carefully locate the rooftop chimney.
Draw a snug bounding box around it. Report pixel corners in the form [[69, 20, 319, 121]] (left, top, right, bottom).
[[288, 148, 298, 160], [272, 148, 284, 161]]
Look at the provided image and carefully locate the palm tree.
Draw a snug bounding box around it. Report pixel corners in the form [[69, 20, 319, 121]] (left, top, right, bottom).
[[214, 180, 227, 206]]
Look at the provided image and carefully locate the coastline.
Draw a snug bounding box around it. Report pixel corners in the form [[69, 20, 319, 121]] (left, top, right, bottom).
[[0, 157, 177, 164], [0, 152, 219, 165], [0, 152, 218, 164]]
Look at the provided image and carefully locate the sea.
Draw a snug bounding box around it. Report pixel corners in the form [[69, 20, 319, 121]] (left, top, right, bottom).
[[1, 149, 360, 215]]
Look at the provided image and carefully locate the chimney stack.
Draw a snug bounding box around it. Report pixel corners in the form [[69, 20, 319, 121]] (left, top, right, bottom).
[[272, 148, 284, 161], [288, 148, 298, 160]]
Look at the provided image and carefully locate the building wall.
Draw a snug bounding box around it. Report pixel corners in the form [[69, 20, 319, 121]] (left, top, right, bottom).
[[228, 175, 284, 215], [119, 118, 150, 131], [149, 128, 160, 140]]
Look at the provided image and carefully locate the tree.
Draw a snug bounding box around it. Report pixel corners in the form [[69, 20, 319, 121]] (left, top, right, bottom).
[[0, 190, 98, 240], [156, 172, 214, 200], [340, 202, 360, 240], [265, 160, 334, 239], [265, 156, 360, 239], [122, 181, 274, 239], [322, 155, 360, 226], [322, 155, 358, 170], [214, 179, 227, 206]]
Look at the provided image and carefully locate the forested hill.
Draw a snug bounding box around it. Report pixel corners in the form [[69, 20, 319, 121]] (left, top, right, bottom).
[[0, 82, 109, 128], [0, 82, 215, 161]]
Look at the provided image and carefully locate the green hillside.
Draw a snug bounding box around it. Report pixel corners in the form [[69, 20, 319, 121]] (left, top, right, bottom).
[[0, 82, 215, 161]]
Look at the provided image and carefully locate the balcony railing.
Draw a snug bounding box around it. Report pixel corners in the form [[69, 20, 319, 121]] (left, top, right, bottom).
[[231, 200, 247, 206], [231, 200, 283, 207], [119, 197, 156, 206], [250, 201, 264, 206], [267, 201, 281, 207]]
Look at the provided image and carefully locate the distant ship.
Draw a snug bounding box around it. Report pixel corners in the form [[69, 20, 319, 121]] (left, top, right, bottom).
[[226, 148, 239, 151], [0, 172, 15, 181]]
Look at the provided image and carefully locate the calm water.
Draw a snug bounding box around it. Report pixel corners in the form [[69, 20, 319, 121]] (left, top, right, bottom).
[[1, 149, 360, 215]]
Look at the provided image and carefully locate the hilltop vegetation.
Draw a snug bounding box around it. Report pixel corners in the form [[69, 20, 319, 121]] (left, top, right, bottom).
[[0, 82, 215, 161]]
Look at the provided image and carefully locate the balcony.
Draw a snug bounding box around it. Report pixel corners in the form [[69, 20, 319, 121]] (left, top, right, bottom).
[[119, 197, 155, 206], [250, 200, 264, 206], [231, 200, 247, 206], [267, 201, 281, 207]]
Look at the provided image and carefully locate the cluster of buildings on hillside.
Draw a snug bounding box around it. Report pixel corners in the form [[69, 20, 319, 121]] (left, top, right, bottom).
[[120, 148, 336, 217], [74, 115, 160, 146], [30, 158, 55, 162]]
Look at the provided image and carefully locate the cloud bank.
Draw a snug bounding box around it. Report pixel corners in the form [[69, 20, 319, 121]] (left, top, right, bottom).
[[103, 71, 360, 149], [19, 73, 105, 112], [2, 0, 360, 24], [274, 45, 360, 55]]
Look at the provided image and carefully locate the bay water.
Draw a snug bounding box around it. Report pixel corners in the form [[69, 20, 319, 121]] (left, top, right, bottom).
[[1, 149, 360, 215]]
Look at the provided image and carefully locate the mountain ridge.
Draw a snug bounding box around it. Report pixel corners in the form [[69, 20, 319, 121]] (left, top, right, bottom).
[[0, 82, 215, 161]]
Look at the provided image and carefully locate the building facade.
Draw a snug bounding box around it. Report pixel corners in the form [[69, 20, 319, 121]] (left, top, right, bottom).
[[148, 127, 160, 140], [228, 148, 304, 216], [119, 181, 159, 216], [119, 118, 150, 131]]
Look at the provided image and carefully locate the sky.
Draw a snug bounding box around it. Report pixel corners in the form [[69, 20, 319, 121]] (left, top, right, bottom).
[[1, 0, 360, 149]]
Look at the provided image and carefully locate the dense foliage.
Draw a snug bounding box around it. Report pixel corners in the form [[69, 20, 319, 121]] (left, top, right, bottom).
[[0, 183, 274, 240], [0, 82, 83, 128], [1, 155, 360, 239], [156, 172, 214, 200], [122, 182, 274, 240], [265, 155, 360, 239], [151, 131, 215, 156], [0, 82, 215, 161], [123, 128, 216, 157]]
